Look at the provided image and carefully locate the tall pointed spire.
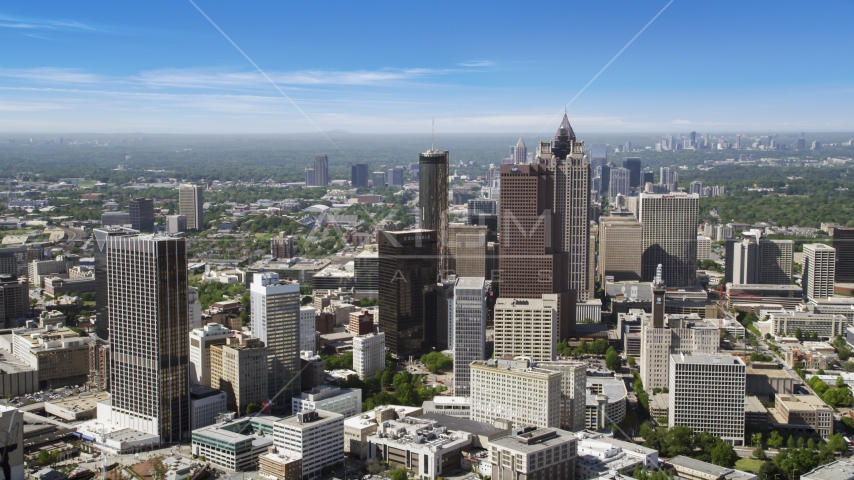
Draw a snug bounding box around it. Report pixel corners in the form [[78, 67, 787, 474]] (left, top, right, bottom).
[[516, 136, 525, 147], [556, 109, 576, 142]]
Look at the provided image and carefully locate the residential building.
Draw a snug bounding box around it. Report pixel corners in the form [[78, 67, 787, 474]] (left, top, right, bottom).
[[12, 325, 89, 388], [608, 167, 631, 201], [273, 409, 344, 480], [190, 385, 228, 431], [419, 147, 449, 277], [166, 215, 187, 233], [189, 323, 234, 386], [191, 415, 278, 472], [106, 234, 189, 442], [725, 230, 793, 285], [803, 243, 836, 300], [210, 334, 268, 416], [250, 272, 301, 415], [452, 277, 486, 396], [659, 167, 678, 192], [493, 295, 558, 362], [353, 332, 384, 380], [292, 385, 361, 418], [314, 154, 328, 186], [599, 217, 643, 282], [299, 306, 317, 353], [271, 233, 296, 259], [178, 184, 204, 230], [0, 275, 29, 327], [638, 193, 699, 288], [378, 230, 437, 357], [668, 354, 746, 446], [697, 236, 711, 261], [537, 361, 587, 432], [490, 427, 578, 480], [129, 197, 154, 233], [470, 358, 562, 428]]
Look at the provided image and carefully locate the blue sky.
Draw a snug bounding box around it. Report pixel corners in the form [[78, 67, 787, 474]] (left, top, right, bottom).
[[1, 1, 853, 134]]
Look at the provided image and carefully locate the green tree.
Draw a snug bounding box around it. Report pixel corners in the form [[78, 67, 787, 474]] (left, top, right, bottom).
[[753, 444, 767, 460], [827, 433, 848, 453], [381, 369, 394, 387], [420, 352, 453, 373], [245, 402, 261, 415], [767, 430, 784, 449], [711, 441, 738, 468], [837, 375, 847, 388], [391, 468, 408, 480], [605, 347, 621, 371], [627, 356, 636, 367], [786, 435, 796, 449], [664, 426, 694, 457], [757, 461, 787, 480]]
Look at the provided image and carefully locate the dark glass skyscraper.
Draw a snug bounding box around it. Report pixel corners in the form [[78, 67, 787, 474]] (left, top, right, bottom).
[[378, 230, 437, 358], [107, 234, 189, 442], [622, 157, 642, 188], [129, 197, 154, 233], [419, 148, 449, 277], [314, 154, 329, 186], [834, 228, 854, 283], [94, 227, 138, 340], [350, 163, 369, 187]]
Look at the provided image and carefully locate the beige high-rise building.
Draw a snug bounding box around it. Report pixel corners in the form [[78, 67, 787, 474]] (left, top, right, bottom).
[[638, 193, 699, 288], [537, 360, 587, 431], [448, 224, 487, 278], [599, 217, 643, 282], [210, 333, 268, 416], [470, 358, 562, 428], [761, 239, 794, 284], [547, 113, 592, 302], [640, 315, 720, 390], [178, 184, 204, 230], [803, 243, 836, 300], [493, 295, 558, 362]]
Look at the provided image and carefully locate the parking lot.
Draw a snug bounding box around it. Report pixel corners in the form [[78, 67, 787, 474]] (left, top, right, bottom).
[[7, 384, 84, 407]]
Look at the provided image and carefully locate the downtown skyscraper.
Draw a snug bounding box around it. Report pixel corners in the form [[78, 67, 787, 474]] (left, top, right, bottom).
[[638, 192, 699, 288], [314, 154, 329, 186], [419, 145, 449, 277], [178, 184, 204, 231], [546, 113, 593, 302], [250, 272, 301, 415], [106, 234, 189, 442]]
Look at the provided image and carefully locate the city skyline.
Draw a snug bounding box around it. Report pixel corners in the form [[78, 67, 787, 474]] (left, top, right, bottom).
[[1, 2, 853, 133]]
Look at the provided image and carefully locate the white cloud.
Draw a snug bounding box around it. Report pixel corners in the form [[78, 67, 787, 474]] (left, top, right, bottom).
[[0, 14, 95, 31], [459, 61, 494, 67]]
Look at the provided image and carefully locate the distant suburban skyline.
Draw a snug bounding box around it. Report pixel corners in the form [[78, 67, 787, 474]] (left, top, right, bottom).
[[2, 1, 853, 134]]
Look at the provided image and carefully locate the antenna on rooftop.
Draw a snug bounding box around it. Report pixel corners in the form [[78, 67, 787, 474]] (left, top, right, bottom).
[[431, 118, 435, 151]]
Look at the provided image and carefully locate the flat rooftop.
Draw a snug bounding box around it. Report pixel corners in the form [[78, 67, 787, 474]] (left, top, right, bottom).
[[46, 392, 110, 412], [489, 428, 576, 454], [670, 353, 744, 366], [801, 459, 854, 480], [419, 413, 505, 438], [777, 394, 830, 411]]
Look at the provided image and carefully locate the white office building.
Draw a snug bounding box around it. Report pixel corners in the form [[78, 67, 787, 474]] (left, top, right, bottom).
[[299, 305, 317, 353], [538, 361, 587, 432], [274, 409, 344, 480], [291, 385, 361, 419], [251, 272, 301, 415], [470, 358, 562, 428], [669, 353, 746, 446], [493, 295, 558, 362], [353, 332, 385, 380], [452, 277, 486, 397], [190, 385, 228, 431], [189, 323, 234, 386], [640, 315, 720, 390], [803, 243, 836, 300]]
